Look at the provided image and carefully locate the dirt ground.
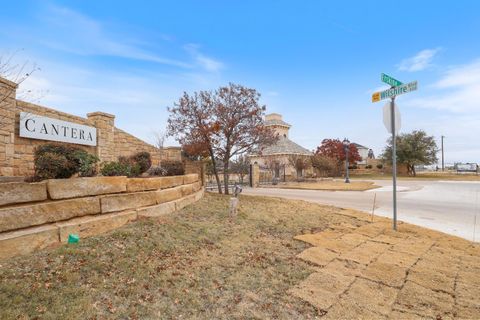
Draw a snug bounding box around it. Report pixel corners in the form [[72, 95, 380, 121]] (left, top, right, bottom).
[[291, 211, 480, 319], [0, 193, 478, 319], [272, 180, 378, 191]]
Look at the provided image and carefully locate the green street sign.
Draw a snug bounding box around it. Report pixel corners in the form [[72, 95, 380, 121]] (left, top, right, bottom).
[[381, 73, 403, 87], [372, 81, 417, 102]]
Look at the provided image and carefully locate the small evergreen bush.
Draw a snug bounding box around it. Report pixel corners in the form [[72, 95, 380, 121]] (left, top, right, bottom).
[[130, 152, 152, 173], [33, 144, 99, 180], [100, 161, 141, 177]]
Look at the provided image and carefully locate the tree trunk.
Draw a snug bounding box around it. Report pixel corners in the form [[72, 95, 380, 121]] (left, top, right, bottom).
[[209, 147, 222, 194], [223, 160, 230, 195]]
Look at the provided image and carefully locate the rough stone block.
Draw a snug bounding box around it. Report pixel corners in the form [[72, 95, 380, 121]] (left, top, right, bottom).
[[183, 173, 198, 184], [192, 181, 202, 192], [0, 197, 100, 232], [180, 183, 195, 196], [47, 176, 127, 200], [156, 186, 183, 204], [126, 177, 165, 192], [194, 188, 204, 201], [57, 210, 137, 243], [160, 175, 184, 189], [0, 224, 59, 260], [175, 193, 196, 210], [0, 181, 47, 206], [137, 201, 176, 218], [100, 191, 157, 213]]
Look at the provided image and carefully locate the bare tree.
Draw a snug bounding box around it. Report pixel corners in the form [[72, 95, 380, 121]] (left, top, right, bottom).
[[264, 156, 285, 183], [152, 130, 166, 149], [0, 50, 40, 129], [167, 83, 278, 194], [288, 154, 311, 180], [230, 154, 249, 184]]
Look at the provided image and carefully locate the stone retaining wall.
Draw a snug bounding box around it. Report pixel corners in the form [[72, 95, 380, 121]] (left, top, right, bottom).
[[0, 76, 182, 177], [0, 173, 204, 260]]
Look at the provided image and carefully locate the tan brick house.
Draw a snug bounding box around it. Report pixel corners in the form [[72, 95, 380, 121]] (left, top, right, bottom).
[[248, 113, 312, 180]]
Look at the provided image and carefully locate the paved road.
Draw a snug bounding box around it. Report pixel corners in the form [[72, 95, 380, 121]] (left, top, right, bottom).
[[242, 180, 480, 242]]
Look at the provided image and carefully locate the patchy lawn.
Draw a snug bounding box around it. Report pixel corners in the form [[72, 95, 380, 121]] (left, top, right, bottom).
[[1, 193, 478, 319], [273, 180, 379, 191], [0, 193, 364, 319]]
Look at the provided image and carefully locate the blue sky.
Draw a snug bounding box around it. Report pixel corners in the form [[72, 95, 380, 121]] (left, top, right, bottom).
[[1, 1, 480, 163]]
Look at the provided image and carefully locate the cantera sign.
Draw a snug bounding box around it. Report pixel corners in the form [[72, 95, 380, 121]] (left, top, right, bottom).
[[19, 112, 97, 146]]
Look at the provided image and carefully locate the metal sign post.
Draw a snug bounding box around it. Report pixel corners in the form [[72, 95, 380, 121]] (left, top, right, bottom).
[[372, 73, 418, 231], [390, 96, 398, 230]]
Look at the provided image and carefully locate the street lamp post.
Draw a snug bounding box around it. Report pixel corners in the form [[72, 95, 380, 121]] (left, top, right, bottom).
[[343, 138, 350, 183]]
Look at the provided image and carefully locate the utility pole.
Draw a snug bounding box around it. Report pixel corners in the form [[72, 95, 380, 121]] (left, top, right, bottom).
[[441, 135, 445, 171]]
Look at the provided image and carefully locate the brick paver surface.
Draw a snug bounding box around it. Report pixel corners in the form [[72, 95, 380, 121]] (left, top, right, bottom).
[[290, 213, 480, 319]]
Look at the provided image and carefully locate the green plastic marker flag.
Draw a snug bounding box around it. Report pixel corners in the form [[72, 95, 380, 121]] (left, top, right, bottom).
[[68, 234, 79, 244]]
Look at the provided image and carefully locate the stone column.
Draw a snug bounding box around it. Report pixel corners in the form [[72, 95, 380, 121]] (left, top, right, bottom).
[[87, 112, 116, 163], [251, 163, 260, 188], [0, 77, 18, 176]]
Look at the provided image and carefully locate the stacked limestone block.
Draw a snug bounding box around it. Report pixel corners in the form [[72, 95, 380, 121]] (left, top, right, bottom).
[[0, 174, 203, 260]]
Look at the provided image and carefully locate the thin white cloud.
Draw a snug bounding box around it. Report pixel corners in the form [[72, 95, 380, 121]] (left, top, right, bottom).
[[35, 5, 191, 68], [434, 59, 480, 88], [398, 48, 441, 72], [406, 59, 480, 113], [184, 44, 224, 72]]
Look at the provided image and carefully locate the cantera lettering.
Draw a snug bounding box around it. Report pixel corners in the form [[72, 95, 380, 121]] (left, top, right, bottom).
[[19, 112, 97, 146]]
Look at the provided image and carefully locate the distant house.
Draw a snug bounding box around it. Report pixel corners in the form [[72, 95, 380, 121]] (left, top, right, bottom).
[[248, 113, 312, 179], [352, 143, 373, 165]]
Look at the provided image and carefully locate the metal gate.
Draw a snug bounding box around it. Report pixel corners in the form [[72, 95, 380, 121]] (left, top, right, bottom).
[[259, 164, 286, 185]]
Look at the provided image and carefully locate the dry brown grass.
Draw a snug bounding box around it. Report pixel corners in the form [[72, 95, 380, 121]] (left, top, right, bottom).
[[1, 193, 478, 319], [274, 180, 379, 191], [0, 193, 364, 320]]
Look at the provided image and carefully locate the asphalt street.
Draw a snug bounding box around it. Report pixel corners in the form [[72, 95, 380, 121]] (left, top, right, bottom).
[[242, 180, 480, 242]]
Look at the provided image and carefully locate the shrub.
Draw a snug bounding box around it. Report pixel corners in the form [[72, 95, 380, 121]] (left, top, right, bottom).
[[33, 144, 98, 180], [73, 150, 99, 177], [161, 161, 185, 176], [147, 161, 184, 176], [34, 152, 76, 180], [100, 161, 140, 177], [311, 155, 337, 177], [146, 165, 167, 176], [365, 164, 372, 169], [100, 151, 152, 177], [130, 152, 152, 173], [377, 163, 384, 169]]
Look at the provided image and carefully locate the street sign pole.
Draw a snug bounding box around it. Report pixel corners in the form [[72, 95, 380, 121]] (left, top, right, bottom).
[[390, 96, 397, 231], [374, 73, 417, 231]]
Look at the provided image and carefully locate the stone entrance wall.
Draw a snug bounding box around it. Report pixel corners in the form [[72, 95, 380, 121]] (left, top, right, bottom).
[[0, 173, 204, 260], [0, 76, 181, 177]]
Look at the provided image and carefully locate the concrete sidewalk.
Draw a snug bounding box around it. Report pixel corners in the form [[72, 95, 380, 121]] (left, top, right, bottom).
[[243, 180, 480, 242]]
